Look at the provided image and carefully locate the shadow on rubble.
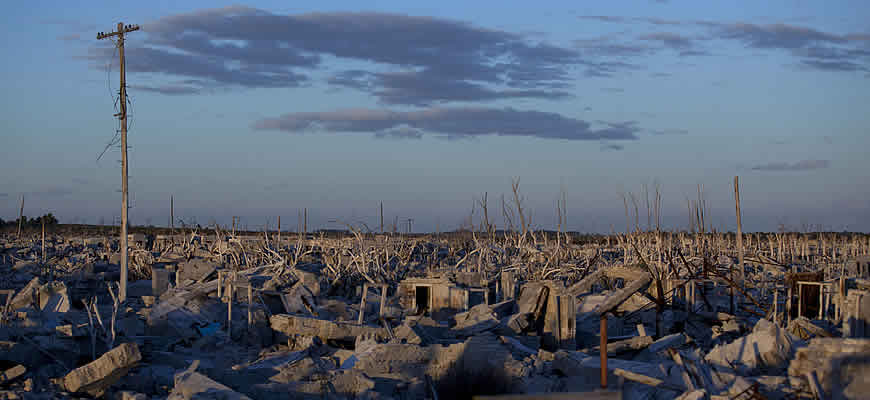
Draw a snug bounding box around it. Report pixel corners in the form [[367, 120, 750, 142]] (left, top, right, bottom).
[[433, 346, 519, 400]]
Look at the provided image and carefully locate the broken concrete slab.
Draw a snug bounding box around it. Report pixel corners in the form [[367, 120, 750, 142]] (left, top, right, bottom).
[[168, 368, 252, 400], [0, 365, 26, 385], [176, 259, 219, 286], [647, 333, 692, 355], [63, 342, 142, 397], [788, 338, 870, 399], [8, 277, 40, 311], [585, 335, 653, 356], [595, 273, 652, 317], [568, 269, 609, 297], [705, 318, 796, 375], [451, 303, 499, 337], [788, 316, 833, 340], [270, 314, 388, 342], [552, 350, 670, 390]]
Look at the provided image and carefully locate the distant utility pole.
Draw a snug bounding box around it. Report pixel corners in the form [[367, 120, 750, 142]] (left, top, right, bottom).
[[380, 202, 384, 234], [98, 22, 139, 302], [170, 195, 174, 231], [17, 195, 24, 238], [406, 218, 414, 234]]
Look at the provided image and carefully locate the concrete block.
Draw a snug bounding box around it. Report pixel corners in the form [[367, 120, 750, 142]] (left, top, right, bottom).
[[63, 342, 142, 396]]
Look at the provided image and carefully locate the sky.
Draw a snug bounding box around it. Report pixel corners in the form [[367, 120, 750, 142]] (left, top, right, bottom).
[[1, 1, 868, 233]]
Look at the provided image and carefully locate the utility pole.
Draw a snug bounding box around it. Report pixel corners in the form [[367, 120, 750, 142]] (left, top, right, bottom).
[[380, 202, 384, 234], [17, 195, 24, 238], [98, 22, 139, 302], [406, 218, 414, 234], [170, 195, 174, 231], [734, 176, 744, 311]]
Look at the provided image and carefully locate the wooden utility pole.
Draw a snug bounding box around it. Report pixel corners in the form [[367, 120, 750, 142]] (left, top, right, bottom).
[[41, 218, 46, 264], [170, 195, 174, 231], [17, 195, 24, 238], [733, 176, 744, 313], [98, 22, 139, 302]]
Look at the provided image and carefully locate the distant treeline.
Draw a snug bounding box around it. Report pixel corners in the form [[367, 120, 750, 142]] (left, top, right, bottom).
[[0, 213, 59, 228]]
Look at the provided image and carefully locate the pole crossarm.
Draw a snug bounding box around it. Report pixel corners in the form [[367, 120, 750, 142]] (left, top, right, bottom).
[[97, 24, 140, 40]]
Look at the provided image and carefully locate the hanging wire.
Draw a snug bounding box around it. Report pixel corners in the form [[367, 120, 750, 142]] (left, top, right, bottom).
[[97, 40, 121, 162]]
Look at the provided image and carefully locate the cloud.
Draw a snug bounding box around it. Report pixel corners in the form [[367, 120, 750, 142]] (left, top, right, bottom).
[[83, 6, 580, 104], [0, 193, 7, 198], [578, 16, 628, 23], [374, 125, 424, 140], [600, 143, 625, 151], [336, 70, 573, 106], [751, 159, 830, 171], [574, 17, 869, 73], [129, 83, 203, 95], [706, 22, 869, 72], [651, 129, 688, 135], [714, 23, 845, 50], [253, 107, 641, 141], [639, 32, 694, 49]]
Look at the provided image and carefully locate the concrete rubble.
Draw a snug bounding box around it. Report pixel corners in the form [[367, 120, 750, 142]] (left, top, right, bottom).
[[1, 228, 870, 399]]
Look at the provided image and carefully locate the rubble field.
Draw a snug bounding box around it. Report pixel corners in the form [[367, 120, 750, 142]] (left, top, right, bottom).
[[1, 226, 869, 399]]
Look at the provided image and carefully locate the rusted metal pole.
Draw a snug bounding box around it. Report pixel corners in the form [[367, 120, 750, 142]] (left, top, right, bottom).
[[600, 314, 608, 388]]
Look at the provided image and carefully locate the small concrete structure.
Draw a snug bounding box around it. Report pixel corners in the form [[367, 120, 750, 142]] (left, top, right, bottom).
[[127, 233, 146, 248], [398, 277, 476, 315], [844, 289, 870, 338], [849, 256, 870, 279], [151, 268, 171, 297]]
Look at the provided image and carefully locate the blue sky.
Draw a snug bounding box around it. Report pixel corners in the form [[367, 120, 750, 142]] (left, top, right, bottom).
[[1, 1, 868, 233]]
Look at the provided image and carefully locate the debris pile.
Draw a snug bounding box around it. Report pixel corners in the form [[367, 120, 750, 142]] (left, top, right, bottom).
[[1, 228, 869, 399]]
